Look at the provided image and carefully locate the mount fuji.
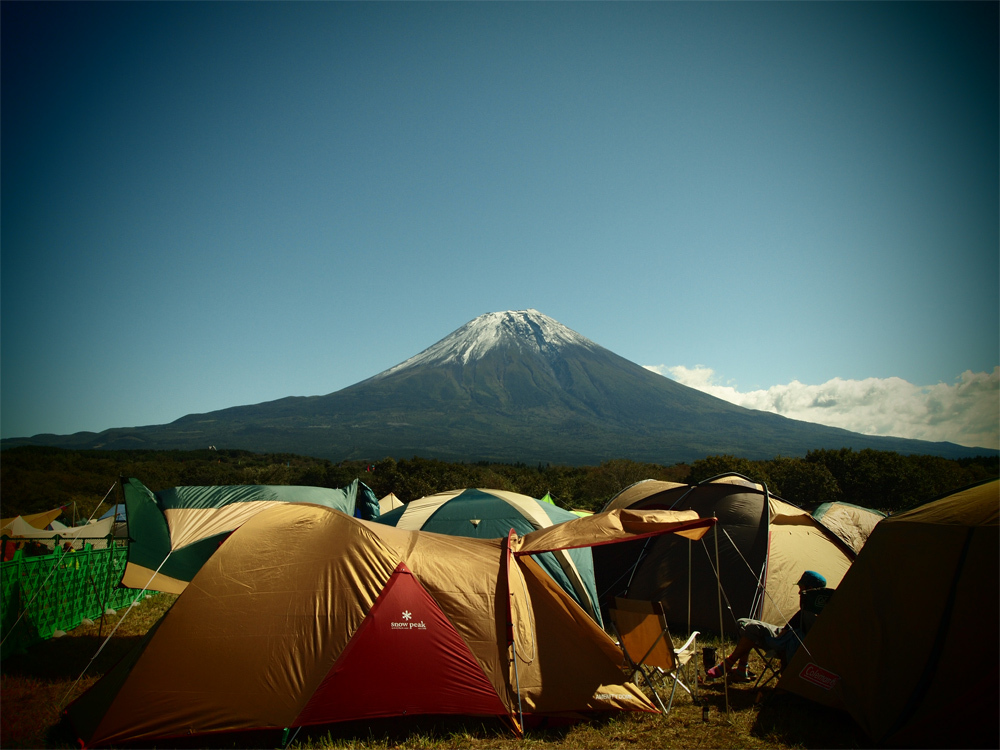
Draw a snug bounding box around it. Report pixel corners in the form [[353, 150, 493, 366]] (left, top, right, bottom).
[[2, 309, 983, 464]]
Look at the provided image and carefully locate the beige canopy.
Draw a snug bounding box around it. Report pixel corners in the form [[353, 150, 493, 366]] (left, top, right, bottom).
[[0, 508, 64, 534], [1, 514, 114, 550]]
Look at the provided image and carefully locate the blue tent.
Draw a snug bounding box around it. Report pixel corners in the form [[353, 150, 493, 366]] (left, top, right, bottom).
[[99, 504, 128, 523]]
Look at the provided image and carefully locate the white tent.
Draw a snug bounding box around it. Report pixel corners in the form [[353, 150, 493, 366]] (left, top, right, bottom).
[[3, 516, 115, 550], [379, 492, 404, 515]]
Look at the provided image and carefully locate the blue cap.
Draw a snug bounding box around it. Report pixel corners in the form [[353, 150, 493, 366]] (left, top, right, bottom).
[[797, 570, 826, 589]]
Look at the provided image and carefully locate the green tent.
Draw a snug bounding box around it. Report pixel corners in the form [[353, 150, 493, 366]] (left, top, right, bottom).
[[377, 488, 603, 627], [121, 477, 379, 594], [540, 492, 594, 518]]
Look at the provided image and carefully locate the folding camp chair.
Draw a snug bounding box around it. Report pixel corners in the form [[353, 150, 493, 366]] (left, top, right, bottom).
[[753, 587, 835, 689], [609, 597, 699, 716], [752, 646, 783, 689]]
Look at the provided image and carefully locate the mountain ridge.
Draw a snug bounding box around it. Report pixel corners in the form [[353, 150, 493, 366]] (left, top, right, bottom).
[[2, 310, 991, 464]]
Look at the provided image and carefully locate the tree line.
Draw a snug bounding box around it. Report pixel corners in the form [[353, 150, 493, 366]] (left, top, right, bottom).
[[1, 445, 996, 523]]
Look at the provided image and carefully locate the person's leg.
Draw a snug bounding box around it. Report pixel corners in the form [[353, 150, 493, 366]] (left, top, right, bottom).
[[706, 636, 755, 678], [726, 636, 755, 666], [706, 619, 779, 679]]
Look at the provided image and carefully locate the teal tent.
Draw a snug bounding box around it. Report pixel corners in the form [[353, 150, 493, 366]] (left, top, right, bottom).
[[120, 477, 379, 594], [376, 488, 603, 626]]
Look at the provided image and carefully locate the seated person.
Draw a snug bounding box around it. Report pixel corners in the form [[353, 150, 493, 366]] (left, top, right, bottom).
[[705, 570, 829, 682]]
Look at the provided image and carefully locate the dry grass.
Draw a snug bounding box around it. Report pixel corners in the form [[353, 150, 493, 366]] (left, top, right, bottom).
[[2, 593, 173, 749], [1, 595, 866, 749]]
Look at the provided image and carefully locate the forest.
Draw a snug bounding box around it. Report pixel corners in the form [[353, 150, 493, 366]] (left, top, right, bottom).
[[1, 445, 996, 522]]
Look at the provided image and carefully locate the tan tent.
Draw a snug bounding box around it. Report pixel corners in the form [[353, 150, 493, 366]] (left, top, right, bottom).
[[779, 479, 999, 748], [596, 475, 854, 636], [603, 480, 687, 511], [812, 500, 885, 554], [67, 505, 715, 747]]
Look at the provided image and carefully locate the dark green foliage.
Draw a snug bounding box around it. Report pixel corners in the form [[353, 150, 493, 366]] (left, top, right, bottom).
[[803, 448, 998, 512], [767, 457, 842, 507], [1, 446, 995, 525], [687, 449, 996, 512]]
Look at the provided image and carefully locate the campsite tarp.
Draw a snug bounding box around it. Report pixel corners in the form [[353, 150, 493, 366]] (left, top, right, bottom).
[[811, 501, 886, 555], [779, 479, 999, 748], [66, 506, 715, 747], [0, 517, 115, 550], [0, 509, 64, 535], [376, 488, 604, 626], [120, 478, 380, 594], [595, 475, 855, 637]]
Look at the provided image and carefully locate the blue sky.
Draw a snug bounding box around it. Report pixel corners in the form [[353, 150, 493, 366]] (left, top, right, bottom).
[[3, 2, 997, 450]]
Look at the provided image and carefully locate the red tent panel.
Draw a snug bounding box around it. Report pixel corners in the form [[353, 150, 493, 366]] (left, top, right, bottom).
[[295, 563, 508, 725]]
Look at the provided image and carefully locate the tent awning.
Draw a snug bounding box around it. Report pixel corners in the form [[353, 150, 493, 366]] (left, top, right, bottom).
[[515, 508, 714, 555]]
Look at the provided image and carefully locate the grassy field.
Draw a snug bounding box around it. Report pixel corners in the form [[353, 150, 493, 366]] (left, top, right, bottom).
[[1, 593, 866, 749]]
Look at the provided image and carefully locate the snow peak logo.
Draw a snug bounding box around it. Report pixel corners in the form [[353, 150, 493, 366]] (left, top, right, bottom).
[[390, 610, 427, 631], [799, 663, 839, 690]]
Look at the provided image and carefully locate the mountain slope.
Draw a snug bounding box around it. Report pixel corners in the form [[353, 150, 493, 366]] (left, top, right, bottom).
[[2, 310, 988, 464]]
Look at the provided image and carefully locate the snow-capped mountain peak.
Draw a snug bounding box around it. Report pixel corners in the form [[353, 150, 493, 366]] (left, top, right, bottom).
[[376, 309, 600, 376]]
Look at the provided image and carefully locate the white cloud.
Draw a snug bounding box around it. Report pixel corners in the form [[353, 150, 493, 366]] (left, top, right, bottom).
[[644, 364, 1000, 450]]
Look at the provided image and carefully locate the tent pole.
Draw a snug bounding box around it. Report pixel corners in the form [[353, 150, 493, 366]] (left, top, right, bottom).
[[624, 536, 653, 593], [687, 537, 692, 635], [714, 517, 730, 717], [504, 529, 525, 736], [598, 538, 654, 604]]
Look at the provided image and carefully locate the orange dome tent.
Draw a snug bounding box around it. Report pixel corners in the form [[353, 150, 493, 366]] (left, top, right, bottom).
[[66, 505, 715, 747]]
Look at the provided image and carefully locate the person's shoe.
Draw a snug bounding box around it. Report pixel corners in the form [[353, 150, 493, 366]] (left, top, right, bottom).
[[704, 662, 727, 681], [728, 667, 756, 683]]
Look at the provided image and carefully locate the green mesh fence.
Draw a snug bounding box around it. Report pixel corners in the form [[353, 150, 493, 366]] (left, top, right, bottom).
[[1, 537, 148, 660]]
